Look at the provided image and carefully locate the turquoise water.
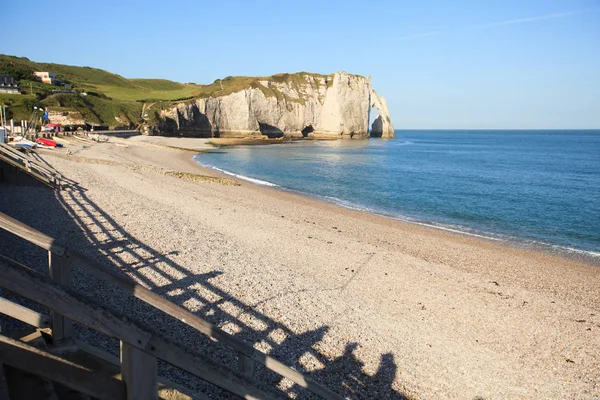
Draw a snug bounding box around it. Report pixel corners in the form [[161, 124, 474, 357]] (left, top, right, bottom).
[[194, 130, 600, 258]]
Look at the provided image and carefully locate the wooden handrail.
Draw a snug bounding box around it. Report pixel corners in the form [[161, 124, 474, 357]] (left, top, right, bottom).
[[0, 212, 65, 255], [0, 297, 51, 329], [0, 143, 57, 176], [0, 334, 126, 400], [0, 212, 342, 399], [0, 153, 55, 188], [0, 143, 60, 176], [0, 258, 281, 400], [0, 143, 61, 188]]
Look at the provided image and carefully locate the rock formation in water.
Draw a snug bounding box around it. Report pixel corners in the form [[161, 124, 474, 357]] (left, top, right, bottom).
[[369, 89, 394, 138], [151, 72, 394, 139]]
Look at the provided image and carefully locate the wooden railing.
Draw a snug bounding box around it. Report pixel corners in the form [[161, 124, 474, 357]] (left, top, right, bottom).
[[0, 211, 342, 400], [0, 143, 61, 188]]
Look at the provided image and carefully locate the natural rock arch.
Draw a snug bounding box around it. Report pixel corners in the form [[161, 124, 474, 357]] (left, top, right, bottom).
[[369, 89, 394, 138]]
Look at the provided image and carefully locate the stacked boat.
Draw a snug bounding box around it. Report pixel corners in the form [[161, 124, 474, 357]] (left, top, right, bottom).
[[9, 136, 64, 151]]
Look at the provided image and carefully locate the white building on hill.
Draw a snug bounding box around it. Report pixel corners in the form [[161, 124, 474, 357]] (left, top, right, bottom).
[[33, 71, 60, 85], [0, 74, 20, 94]]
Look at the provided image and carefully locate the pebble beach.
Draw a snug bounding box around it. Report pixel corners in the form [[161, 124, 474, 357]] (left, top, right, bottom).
[[1, 135, 599, 399]]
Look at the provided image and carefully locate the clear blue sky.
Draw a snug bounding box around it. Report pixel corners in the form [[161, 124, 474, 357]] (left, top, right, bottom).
[[4, 0, 600, 129]]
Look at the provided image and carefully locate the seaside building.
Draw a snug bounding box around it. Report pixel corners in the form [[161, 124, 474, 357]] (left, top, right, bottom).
[[33, 71, 61, 85], [0, 74, 20, 94]]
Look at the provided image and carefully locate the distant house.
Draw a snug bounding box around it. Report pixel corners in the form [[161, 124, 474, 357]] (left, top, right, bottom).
[[45, 123, 62, 133], [33, 71, 61, 85], [0, 74, 20, 94]]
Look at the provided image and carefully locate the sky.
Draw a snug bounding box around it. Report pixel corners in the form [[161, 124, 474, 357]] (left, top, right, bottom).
[[3, 0, 600, 129]]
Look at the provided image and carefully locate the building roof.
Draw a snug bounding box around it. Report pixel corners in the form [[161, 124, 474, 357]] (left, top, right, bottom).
[[0, 74, 19, 87]]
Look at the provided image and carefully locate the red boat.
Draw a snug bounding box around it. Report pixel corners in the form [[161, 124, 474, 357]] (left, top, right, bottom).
[[35, 138, 63, 148]]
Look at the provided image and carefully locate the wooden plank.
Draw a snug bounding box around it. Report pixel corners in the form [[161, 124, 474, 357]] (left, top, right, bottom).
[[0, 260, 276, 399], [73, 339, 209, 400], [0, 334, 126, 400], [0, 143, 60, 184], [144, 335, 284, 400], [0, 259, 152, 350], [237, 351, 255, 378], [48, 251, 72, 340], [0, 363, 10, 400], [0, 144, 36, 164], [0, 296, 51, 328], [3, 362, 61, 400], [13, 330, 62, 400], [0, 212, 66, 255], [120, 341, 158, 400], [0, 155, 55, 188]]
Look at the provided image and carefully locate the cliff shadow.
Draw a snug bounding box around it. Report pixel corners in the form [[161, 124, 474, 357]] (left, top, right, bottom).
[[159, 107, 213, 138], [0, 158, 408, 400]]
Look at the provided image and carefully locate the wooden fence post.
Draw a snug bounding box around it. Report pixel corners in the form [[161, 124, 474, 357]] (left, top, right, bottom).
[[237, 351, 255, 378], [120, 341, 157, 400], [48, 250, 72, 340]]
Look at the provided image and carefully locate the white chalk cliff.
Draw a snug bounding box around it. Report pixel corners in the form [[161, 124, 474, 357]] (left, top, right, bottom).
[[154, 72, 394, 139]]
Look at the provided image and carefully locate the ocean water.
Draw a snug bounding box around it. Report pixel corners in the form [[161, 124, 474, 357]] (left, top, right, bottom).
[[193, 130, 600, 258]]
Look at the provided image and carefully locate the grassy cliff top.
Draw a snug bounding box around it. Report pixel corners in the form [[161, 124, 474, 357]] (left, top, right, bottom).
[[0, 55, 342, 101], [0, 54, 359, 126]]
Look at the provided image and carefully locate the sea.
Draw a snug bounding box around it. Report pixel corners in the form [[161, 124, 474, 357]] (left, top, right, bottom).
[[193, 130, 600, 261]]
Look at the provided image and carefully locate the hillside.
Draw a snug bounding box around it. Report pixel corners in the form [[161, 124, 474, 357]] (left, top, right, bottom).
[[0, 54, 203, 127], [0, 55, 338, 129]]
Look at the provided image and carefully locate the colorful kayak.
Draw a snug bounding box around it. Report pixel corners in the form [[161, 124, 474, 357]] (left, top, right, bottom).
[[35, 138, 63, 147]]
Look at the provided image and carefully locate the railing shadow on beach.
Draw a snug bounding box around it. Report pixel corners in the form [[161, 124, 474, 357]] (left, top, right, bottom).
[[0, 170, 409, 399]]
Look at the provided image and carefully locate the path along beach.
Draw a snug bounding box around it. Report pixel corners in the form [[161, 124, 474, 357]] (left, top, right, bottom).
[[1, 135, 599, 399]]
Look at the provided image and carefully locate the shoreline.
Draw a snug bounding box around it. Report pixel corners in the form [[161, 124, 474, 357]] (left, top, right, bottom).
[[169, 140, 600, 304], [97, 133, 600, 270], [189, 145, 600, 268], [14, 134, 598, 399]]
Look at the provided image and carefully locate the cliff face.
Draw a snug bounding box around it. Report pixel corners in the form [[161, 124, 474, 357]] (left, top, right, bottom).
[[154, 72, 394, 139]]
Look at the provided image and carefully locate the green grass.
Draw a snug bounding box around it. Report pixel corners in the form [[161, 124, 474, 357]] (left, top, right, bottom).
[[0, 94, 42, 121], [1, 53, 348, 128], [0, 54, 196, 101], [41, 94, 142, 126], [95, 82, 200, 101], [179, 72, 334, 107], [130, 79, 187, 91]]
